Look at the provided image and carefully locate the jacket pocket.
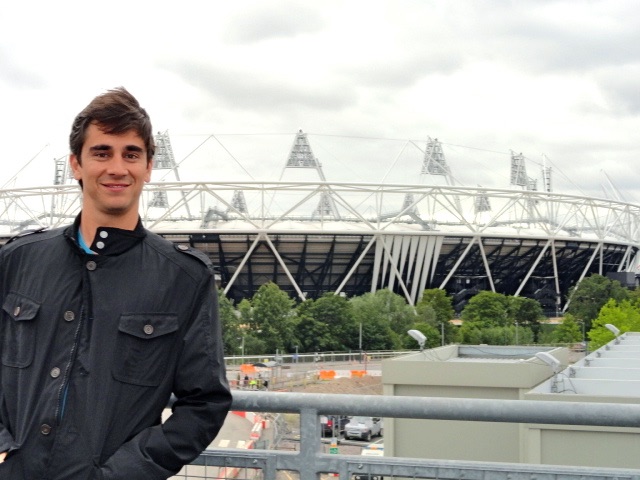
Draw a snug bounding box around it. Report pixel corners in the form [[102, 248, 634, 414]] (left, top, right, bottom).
[[112, 314, 179, 387], [1, 292, 39, 368]]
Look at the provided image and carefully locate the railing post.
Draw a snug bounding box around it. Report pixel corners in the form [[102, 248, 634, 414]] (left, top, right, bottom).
[[299, 407, 322, 479]]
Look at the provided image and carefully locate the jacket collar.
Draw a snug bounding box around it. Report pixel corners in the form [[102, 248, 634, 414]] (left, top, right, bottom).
[[65, 213, 147, 256]]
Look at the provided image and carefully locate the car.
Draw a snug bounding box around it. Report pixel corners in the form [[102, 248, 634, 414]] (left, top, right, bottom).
[[344, 416, 382, 442], [571, 342, 587, 352], [320, 415, 350, 437]]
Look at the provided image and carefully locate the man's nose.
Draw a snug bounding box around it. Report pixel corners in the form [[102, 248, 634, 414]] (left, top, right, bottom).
[[107, 156, 129, 175]]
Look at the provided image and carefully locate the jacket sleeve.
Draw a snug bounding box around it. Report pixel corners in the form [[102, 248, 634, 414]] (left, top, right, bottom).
[[98, 274, 232, 480], [0, 359, 18, 456], [0, 252, 18, 457], [0, 409, 18, 456]]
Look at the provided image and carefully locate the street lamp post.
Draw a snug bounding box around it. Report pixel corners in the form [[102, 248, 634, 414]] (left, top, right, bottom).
[[359, 322, 363, 364]]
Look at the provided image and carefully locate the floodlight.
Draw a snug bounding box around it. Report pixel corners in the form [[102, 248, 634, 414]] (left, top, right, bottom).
[[535, 351, 561, 374], [407, 329, 426, 351], [605, 324, 620, 336]]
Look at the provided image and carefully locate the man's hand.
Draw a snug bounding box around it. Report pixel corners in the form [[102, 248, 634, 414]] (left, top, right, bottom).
[[0, 451, 6, 463]]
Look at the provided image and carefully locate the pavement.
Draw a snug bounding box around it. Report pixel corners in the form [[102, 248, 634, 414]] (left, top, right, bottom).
[[166, 409, 260, 480]]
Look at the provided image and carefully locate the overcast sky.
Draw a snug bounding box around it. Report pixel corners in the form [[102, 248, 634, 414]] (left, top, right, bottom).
[[1, 0, 639, 202]]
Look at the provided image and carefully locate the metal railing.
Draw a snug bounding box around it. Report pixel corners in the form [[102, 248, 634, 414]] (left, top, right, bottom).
[[172, 391, 640, 480], [225, 350, 398, 367]]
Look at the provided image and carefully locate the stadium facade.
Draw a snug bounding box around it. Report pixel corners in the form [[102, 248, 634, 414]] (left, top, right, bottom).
[[2, 131, 639, 315]]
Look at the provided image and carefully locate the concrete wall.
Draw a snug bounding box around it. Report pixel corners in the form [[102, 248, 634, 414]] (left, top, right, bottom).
[[382, 345, 561, 462], [523, 387, 640, 468]]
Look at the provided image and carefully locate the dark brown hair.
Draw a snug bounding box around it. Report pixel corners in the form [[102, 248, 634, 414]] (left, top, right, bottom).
[[69, 87, 155, 163]]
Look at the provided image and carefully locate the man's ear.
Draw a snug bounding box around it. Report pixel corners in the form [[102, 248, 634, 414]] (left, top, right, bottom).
[[144, 159, 153, 183], [69, 154, 82, 181]]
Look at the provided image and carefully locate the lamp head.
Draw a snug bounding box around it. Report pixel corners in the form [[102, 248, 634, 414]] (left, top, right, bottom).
[[535, 351, 561, 374], [605, 323, 620, 337], [407, 329, 426, 351]]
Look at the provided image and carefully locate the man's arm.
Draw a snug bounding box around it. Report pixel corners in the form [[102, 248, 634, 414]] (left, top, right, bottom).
[[98, 275, 232, 480]]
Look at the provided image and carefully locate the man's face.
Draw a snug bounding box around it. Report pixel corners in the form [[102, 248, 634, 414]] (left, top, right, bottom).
[[70, 122, 152, 223]]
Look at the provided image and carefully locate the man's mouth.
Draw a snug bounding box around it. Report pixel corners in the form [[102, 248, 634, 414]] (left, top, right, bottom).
[[102, 183, 129, 191]]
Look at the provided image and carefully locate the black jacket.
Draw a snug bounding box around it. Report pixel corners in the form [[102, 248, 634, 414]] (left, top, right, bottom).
[[0, 217, 232, 479]]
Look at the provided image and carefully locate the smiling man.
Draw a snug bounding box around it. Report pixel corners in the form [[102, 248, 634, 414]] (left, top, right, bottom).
[[0, 87, 232, 479], [70, 123, 152, 244]]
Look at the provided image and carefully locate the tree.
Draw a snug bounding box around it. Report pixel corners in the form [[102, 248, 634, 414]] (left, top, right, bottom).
[[373, 289, 416, 336], [459, 323, 483, 344], [461, 291, 510, 327], [349, 290, 414, 351], [566, 274, 629, 331], [236, 298, 253, 328], [482, 325, 534, 345], [460, 292, 543, 345], [403, 322, 440, 349], [218, 290, 242, 356], [627, 287, 640, 306], [509, 296, 543, 325], [589, 299, 640, 349], [250, 282, 297, 354], [509, 296, 544, 342], [304, 293, 358, 351], [550, 313, 582, 344], [293, 313, 334, 353], [416, 289, 456, 344], [417, 289, 454, 323]]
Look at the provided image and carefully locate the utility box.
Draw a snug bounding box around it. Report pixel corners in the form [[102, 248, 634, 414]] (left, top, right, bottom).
[[382, 345, 565, 463]]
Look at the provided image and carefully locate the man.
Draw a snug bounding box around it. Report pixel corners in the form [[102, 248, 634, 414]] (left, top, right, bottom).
[[0, 87, 232, 479]]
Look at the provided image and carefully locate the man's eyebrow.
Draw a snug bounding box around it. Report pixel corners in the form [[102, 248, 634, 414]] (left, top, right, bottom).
[[89, 144, 112, 152], [88, 144, 144, 152]]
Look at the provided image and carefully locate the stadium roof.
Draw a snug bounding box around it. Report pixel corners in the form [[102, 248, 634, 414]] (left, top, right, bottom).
[[2, 131, 640, 310]]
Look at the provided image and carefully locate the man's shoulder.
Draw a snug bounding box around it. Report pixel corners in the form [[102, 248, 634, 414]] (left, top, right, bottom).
[[1, 226, 65, 253], [143, 231, 213, 272]]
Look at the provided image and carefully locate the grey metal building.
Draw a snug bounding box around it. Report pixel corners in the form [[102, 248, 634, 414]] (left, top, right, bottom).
[[382, 336, 640, 469]]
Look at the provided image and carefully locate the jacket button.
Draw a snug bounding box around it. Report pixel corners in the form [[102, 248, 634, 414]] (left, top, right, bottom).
[[143, 324, 154, 335], [63, 310, 75, 322], [86, 260, 97, 271], [13, 306, 20, 317], [40, 424, 52, 435], [50, 367, 61, 378]]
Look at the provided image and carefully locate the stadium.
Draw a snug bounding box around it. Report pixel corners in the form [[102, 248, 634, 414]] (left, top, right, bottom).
[[2, 130, 639, 315]]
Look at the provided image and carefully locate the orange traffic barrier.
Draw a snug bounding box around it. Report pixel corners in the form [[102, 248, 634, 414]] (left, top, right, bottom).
[[240, 364, 257, 373]]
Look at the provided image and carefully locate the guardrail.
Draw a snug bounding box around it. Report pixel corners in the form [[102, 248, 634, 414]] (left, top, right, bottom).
[[172, 391, 640, 480], [225, 350, 399, 367]]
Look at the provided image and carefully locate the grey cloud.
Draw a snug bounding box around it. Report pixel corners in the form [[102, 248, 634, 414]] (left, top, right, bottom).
[[222, 2, 327, 44], [476, 4, 640, 73], [595, 68, 640, 115], [158, 59, 357, 113], [338, 50, 465, 90], [385, 0, 640, 74], [0, 48, 46, 89], [502, 29, 640, 73]]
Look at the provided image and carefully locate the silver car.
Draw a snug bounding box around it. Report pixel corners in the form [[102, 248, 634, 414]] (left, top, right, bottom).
[[344, 416, 382, 442]]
